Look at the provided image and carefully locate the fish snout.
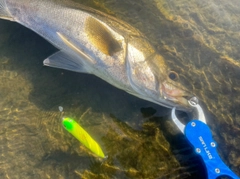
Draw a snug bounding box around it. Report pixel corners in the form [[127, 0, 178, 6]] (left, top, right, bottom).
[[160, 81, 193, 107]]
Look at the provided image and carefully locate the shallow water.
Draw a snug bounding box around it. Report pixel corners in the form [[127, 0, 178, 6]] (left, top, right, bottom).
[[0, 0, 240, 178]]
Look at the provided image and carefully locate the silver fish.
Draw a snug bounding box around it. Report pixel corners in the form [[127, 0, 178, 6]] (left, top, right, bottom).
[[0, 0, 191, 109]]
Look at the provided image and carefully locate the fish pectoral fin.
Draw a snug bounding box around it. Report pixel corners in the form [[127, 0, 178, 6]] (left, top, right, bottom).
[[0, 2, 13, 21], [43, 51, 90, 73]]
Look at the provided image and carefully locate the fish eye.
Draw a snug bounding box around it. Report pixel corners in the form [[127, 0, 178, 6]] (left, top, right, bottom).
[[168, 71, 179, 81]]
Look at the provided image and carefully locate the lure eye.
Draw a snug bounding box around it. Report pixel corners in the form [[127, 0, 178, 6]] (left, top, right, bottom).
[[62, 120, 73, 130], [168, 71, 179, 81]]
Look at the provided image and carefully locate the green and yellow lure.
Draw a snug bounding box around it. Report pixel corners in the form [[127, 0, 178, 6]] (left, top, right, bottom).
[[62, 117, 105, 158]]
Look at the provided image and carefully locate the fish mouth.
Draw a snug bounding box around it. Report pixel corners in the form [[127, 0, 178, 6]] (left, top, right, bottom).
[[160, 81, 191, 107]]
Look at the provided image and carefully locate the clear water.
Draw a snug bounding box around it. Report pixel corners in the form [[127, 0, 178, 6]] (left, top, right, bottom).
[[0, 0, 239, 178]]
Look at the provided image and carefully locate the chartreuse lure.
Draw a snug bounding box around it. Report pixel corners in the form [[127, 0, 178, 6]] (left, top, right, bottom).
[[62, 117, 105, 158]]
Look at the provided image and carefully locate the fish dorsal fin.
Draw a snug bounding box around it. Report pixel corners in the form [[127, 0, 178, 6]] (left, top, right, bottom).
[[43, 51, 90, 73], [85, 17, 121, 56]]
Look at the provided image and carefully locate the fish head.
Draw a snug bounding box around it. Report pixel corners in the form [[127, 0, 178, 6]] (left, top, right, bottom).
[[127, 37, 192, 110]]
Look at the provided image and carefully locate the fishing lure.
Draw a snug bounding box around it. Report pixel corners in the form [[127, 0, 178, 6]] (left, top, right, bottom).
[[62, 117, 105, 158]]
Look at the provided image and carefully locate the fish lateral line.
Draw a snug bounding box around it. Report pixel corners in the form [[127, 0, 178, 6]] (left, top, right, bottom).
[[56, 31, 95, 64]]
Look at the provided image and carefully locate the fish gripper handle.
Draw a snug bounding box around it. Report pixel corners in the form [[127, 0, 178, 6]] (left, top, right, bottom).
[[185, 120, 240, 179]]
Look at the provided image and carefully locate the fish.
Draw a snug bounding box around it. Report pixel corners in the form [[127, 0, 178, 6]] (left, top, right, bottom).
[[0, 0, 191, 110]]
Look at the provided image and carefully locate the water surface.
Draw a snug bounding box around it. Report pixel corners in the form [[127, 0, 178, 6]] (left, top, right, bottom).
[[0, 0, 239, 178]]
